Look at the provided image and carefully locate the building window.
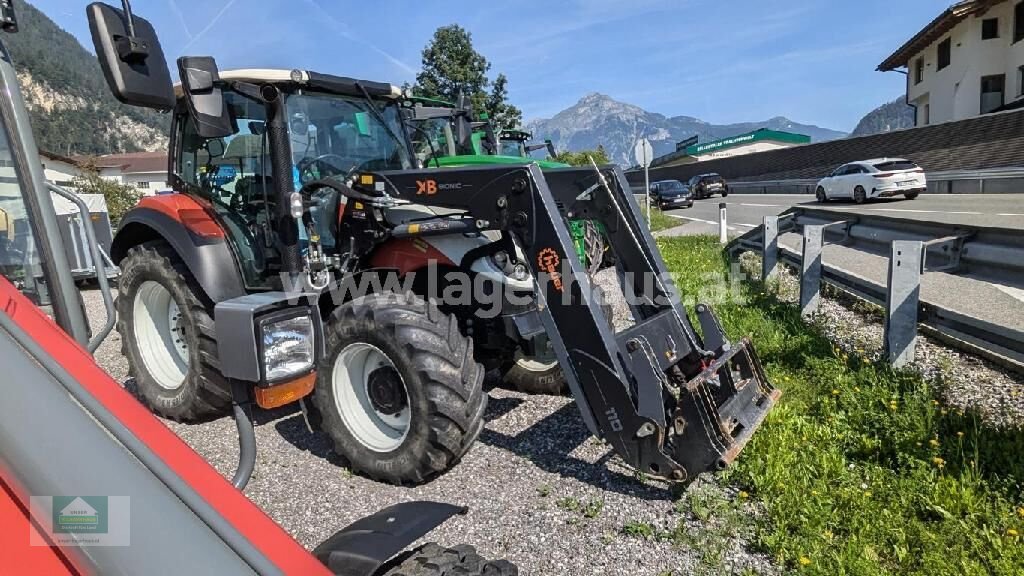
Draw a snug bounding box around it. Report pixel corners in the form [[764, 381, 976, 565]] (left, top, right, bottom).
[[136, 181, 150, 189], [1018, 65, 1024, 96], [1016, 2, 1024, 42], [923, 103, 930, 126], [981, 74, 1005, 114], [914, 58, 924, 85], [982, 18, 999, 39], [937, 37, 951, 70]]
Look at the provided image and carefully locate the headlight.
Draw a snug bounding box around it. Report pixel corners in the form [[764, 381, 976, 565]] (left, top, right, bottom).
[[259, 313, 315, 382]]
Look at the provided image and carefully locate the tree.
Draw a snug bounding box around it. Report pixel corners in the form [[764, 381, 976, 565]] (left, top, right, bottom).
[[414, 25, 521, 129], [71, 162, 143, 224], [552, 146, 610, 166]]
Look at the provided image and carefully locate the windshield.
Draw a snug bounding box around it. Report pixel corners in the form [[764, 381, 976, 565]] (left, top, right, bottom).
[[410, 117, 455, 165], [661, 181, 686, 192], [285, 92, 411, 183], [498, 139, 526, 157]]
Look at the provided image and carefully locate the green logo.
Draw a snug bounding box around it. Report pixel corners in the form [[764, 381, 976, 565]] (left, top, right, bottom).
[[53, 496, 108, 534]]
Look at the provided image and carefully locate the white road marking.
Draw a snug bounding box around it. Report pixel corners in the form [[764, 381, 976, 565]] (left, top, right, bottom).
[[737, 203, 782, 207], [668, 214, 742, 231], [996, 213, 1024, 217], [826, 207, 983, 215]]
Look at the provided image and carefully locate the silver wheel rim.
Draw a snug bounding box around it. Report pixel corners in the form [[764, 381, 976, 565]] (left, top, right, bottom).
[[515, 334, 559, 372], [332, 343, 411, 452], [132, 280, 188, 390]]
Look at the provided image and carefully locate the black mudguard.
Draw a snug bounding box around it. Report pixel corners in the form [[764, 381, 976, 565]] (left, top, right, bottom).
[[112, 207, 246, 303], [313, 501, 467, 576]]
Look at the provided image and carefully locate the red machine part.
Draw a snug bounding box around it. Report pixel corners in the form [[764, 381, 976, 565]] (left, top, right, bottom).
[[0, 277, 330, 575], [369, 237, 454, 276]]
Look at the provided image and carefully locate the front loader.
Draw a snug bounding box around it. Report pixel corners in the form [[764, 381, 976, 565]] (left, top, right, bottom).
[[90, 2, 778, 487]]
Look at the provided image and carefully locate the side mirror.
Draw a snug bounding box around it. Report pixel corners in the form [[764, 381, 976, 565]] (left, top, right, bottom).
[[177, 56, 235, 138], [455, 116, 472, 151], [353, 112, 371, 136], [204, 138, 226, 158], [87, 2, 174, 110]]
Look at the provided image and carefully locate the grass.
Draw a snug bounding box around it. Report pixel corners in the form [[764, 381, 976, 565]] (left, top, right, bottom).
[[647, 207, 683, 232], [654, 235, 1024, 575]]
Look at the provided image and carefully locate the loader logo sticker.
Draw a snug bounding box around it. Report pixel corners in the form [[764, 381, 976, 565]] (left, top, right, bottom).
[[537, 247, 564, 292], [31, 495, 131, 546], [416, 179, 437, 195]]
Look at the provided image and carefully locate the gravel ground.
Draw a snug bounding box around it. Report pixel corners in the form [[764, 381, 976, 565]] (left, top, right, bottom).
[[83, 285, 778, 575], [740, 252, 1024, 429]]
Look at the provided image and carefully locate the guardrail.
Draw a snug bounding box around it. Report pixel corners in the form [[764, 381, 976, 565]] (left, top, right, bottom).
[[729, 207, 1024, 372]]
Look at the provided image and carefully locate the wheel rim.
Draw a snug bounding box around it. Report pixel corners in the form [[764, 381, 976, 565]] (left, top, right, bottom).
[[132, 280, 189, 390], [515, 334, 559, 372], [332, 343, 411, 452]]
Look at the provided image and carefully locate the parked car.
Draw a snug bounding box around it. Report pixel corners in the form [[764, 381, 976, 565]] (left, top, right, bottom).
[[688, 173, 729, 199], [816, 158, 926, 204], [648, 179, 694, 209]]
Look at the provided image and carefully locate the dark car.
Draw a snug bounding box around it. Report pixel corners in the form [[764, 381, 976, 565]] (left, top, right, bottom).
[[688, 173, 729, 199], [648, 180, 694, 209]]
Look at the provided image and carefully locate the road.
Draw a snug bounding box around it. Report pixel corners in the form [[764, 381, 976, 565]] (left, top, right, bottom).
[[658, 193, 1024, 335], [663, 193, 1024, 232]]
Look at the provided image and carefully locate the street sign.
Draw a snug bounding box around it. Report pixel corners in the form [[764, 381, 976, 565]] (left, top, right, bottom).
[[633, 139, 654, 167]]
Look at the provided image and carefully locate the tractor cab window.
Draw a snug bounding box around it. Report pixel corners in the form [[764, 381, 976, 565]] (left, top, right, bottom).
[[0, 115, 42, 296], [285, 92, 410, 185], [176, 90, 271, 289], [498, 139, 526, 157], [410, 116, 456, 165]]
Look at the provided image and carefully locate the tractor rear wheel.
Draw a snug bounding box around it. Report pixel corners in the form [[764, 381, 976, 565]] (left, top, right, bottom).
[[313, 292, 486, 485], [378, 543, 518, 576], [503, 291, 614, 396], [117, 241, 231, 421]]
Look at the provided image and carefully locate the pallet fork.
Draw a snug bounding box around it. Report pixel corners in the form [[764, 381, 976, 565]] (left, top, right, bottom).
[[355, 163, 780, 480]]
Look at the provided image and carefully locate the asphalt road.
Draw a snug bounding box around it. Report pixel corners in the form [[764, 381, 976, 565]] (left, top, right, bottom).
[[664, 193, 1024, 231], [659, 193, 1024, 334]]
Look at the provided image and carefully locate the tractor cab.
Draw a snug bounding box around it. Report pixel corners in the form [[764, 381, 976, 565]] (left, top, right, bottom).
[[167, 69, 412, 288]]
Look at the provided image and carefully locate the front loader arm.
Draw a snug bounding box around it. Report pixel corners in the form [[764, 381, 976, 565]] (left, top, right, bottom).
[[357, 164, 779, 481]]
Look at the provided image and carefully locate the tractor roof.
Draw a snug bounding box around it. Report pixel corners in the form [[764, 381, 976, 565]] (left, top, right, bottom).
[[173, 68, 403, 99]]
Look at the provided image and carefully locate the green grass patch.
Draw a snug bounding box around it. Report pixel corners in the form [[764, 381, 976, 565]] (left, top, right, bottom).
[[657, 236, 1024, 575], [647, 207, 682, 232]]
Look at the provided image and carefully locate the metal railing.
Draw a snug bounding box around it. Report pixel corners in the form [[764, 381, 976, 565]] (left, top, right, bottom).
[[729, 207, 1024, 372]]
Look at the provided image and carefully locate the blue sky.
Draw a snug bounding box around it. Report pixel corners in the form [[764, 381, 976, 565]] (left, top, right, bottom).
[[36, 0, 943, 131]]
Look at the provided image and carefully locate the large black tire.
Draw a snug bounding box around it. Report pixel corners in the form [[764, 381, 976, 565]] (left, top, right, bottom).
[[312, 292, 487, 485], [816, 186, 827, 203], [117, 241, 231, 421], [853, 186, 867, 204], [378, 543, 518, 576], [905, 191, 920, 200], [503, 295, 614, 396]]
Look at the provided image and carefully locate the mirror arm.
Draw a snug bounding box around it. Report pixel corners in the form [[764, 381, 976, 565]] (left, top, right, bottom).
[[229, 81, 268, 105], [114, 0, 150, 63]]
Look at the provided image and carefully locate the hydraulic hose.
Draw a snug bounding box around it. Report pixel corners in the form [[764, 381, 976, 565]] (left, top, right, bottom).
[[230, 380, 256, 490]]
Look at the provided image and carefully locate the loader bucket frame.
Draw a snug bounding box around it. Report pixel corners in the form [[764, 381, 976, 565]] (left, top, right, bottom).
[[356, 164, 779, 481]]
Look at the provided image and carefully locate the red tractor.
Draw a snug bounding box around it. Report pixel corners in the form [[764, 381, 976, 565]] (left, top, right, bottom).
[[92, 1, 778, 488]]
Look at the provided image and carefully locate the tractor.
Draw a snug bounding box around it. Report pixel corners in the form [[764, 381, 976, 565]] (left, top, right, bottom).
[[91, 2, 779, 487]]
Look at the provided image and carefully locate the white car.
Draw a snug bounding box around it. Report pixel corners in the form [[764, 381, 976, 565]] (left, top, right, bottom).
[[815, 158, 926, 204]]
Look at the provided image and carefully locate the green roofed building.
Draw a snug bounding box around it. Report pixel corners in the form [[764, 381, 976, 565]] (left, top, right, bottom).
[[650, 128, 811, 168]]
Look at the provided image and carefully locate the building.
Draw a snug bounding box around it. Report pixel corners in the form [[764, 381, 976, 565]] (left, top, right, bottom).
[[879, 0, 1024, 126], [73, 151, 169, 194], [650, 129, 811, 168], [38, 150, 82, 188]]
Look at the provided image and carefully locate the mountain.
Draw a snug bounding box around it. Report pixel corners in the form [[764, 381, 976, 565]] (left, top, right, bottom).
[[6, 1, 168, 156], [525, 93, 848, 165], [851, 97, 916, 137]]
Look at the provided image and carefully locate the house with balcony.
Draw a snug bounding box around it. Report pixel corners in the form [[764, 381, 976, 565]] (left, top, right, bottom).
[[878, 0, 1024, 126]]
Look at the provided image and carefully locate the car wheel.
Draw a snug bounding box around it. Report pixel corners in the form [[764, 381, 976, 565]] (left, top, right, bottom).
[[904, 191, 920, 200], [816, 186, 827, 203], [853, 186, 867, 204]]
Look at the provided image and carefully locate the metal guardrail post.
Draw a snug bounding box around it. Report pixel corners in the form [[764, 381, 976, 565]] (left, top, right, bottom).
[[885, 240, 923, 367], [800, 225, 824, 318], [762, 215, 779, 281], [719, 202, 727, 245]]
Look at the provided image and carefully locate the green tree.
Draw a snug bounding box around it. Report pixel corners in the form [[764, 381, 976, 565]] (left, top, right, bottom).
[[71, 162, 143, 224], [414, 25, 521, 129], [552, 146, 610, 166]]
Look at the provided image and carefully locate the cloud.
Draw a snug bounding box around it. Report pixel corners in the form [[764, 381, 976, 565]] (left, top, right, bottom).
[[180, 0, 236, 52], [300, 0, 417, 76]]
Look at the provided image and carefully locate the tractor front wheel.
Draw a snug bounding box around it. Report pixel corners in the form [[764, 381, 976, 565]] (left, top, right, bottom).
[[117, 241, 231, 421], [313, 292, 486, 485]]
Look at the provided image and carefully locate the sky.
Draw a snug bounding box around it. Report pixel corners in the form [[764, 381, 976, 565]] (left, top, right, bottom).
[[35, 0, 945, 132]]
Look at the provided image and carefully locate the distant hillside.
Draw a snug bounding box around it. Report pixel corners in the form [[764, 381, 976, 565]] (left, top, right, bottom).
[[851, 98, 916, 137], [6, 1, 168, 155], [526, 93, 847, 165]]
